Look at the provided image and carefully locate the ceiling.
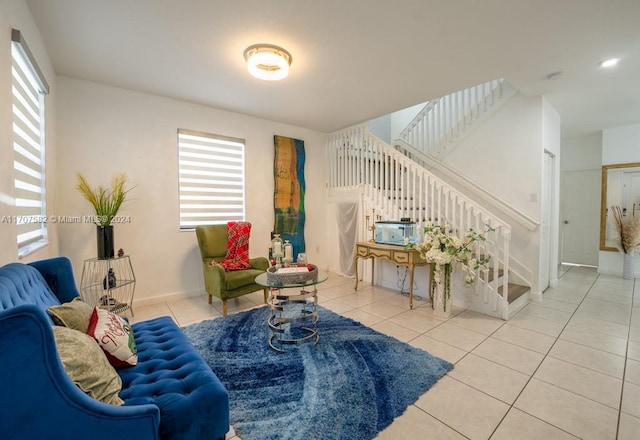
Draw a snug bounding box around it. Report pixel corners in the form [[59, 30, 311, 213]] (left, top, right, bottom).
[[26, 0, 640, 137]]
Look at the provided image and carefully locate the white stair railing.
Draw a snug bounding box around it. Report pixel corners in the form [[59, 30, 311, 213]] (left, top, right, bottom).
[[399, 78, 514, 159], [327, 124, 513, 319]]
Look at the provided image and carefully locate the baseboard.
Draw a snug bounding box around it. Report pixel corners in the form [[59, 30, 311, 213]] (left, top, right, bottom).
[[132, 288, 205, 308], [530, 290, 543, 302]]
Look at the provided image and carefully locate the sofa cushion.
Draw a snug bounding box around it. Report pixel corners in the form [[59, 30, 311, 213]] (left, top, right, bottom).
[[225, 268, 265, 291], [88, 307, 138, 368], [119, 316, 229, 440], [47, 298, 93, 332], [53, 326, 124, 406]]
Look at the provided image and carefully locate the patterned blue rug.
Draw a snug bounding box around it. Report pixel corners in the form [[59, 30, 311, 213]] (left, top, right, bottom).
[[182, 305, 453, 440]]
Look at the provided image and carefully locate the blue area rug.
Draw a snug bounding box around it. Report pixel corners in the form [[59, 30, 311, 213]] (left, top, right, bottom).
[[182, 306, 453, 440]]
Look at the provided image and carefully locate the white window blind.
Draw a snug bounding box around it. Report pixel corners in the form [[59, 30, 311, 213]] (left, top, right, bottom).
[[178, 129, 246, 229], [11, 29, 49, 257]]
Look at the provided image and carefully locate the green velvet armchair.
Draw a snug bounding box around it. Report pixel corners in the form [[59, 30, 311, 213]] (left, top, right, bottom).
[[196, 224, 269, 316]]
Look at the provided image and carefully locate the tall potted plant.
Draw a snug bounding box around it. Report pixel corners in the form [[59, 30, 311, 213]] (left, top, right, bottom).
[[77, 173, 130, 259]]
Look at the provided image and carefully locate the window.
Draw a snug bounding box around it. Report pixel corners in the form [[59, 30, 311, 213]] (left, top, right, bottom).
[[177, 129, 246, 229], [11, 29, 49, 258]]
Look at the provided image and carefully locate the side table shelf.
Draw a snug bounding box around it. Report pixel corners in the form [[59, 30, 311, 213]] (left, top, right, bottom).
[[79, 256, 136, 315]]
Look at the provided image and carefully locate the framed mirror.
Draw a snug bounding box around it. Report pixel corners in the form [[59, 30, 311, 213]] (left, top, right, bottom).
[[600, 162, 640, 251]]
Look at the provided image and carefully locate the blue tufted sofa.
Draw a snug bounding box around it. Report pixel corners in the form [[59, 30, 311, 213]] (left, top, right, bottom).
[[0, 256, 229, 440]]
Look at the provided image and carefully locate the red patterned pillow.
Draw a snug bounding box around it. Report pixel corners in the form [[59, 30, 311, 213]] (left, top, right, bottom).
[[220, 221, 252, 271], [87, 307, 138, 368]]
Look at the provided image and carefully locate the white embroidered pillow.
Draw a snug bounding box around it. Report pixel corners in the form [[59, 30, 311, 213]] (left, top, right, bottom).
[[87, 307, 138, 368]]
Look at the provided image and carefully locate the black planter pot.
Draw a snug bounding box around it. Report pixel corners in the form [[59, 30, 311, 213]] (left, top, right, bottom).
[[97, 225, 115, 259]]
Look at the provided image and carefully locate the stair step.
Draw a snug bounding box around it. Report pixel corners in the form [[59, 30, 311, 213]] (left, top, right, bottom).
[[486, 268, 504, 282], [498, 283, 529, 304]]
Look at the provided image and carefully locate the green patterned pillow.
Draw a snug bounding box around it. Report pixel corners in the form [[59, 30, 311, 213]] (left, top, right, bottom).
[[53, 326, 124, 405], [48, 298, 94, 332]]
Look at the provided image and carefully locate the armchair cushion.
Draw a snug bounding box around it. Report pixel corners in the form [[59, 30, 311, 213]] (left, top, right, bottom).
[[224, 268, 266, 291]]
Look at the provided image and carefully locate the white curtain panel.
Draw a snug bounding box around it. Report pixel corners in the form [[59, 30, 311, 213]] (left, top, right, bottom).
[[332, 187, 363, 277]]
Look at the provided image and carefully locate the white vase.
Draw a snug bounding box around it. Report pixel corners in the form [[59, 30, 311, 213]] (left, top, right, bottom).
[[431, 263, 453, 318], [432, 281, 451, 318], [622, 253, 637, 280]]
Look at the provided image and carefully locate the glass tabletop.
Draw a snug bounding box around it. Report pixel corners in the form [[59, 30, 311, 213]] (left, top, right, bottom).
[[255, 269, 328, 288]]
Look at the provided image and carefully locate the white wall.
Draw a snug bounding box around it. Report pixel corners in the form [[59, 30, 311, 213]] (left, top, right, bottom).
[[599, 122, 640, 275], [561, 133, 602, 171], [0, 0, 59, 265], [55, 77, 327, 304], [441, 94, 547, 293]]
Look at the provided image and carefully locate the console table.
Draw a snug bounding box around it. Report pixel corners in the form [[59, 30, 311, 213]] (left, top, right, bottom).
[[354, 241, 427, 309]]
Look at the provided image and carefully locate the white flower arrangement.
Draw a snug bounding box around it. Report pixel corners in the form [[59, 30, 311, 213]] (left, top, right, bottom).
[[415, 223, 492, 281]]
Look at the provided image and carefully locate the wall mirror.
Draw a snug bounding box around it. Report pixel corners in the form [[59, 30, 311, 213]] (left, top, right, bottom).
[[600, 162, 640, 251]]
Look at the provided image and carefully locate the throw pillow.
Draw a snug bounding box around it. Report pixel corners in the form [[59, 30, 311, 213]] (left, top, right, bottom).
[[52, 326, 124, 405], [220, 221, 252, 271], [87, 307, 138, 368], [47, 297, 94, 332]]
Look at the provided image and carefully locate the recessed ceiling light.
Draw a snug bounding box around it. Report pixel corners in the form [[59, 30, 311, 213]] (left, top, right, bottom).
[[599, 57, 620, 68], [243, 44, 292, 81]]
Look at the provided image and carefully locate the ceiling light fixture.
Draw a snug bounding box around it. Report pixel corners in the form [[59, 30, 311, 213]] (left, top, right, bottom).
[[243, 44, 292, 81], [599, 57, 620, 68]]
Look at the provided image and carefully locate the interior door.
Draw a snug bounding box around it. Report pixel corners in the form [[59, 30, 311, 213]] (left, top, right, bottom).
[[561, 169, 600, 265]]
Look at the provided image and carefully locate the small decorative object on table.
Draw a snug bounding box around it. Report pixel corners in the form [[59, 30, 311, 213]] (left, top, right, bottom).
[[266, 264, 318, 287], [611, 205, 640, 279], [414, 223, 492, 318], [102, 268, 117, 289], [365, 208, 382, 242], [271, 233, 284, 267], [283, 240, 294, 266]]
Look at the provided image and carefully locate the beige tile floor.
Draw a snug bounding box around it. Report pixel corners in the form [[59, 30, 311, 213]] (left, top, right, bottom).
[[126, 265, 639, 439]]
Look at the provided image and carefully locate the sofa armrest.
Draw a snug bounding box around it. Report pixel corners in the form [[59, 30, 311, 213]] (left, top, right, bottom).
[[0, 305, 160, 440], [28, 256, 81, 303], [249, 257, 269, 271]]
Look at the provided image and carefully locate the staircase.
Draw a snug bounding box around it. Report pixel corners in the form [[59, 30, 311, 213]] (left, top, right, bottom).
[[326, 81, 531, 320], [397, 78, 517, 160]]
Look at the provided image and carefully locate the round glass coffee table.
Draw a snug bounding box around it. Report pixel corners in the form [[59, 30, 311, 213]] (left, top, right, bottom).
[[255, 270, 328, 353]]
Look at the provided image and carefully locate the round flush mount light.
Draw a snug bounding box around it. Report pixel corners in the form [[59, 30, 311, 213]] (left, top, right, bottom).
[[599, 57, 620, 68], [243, 44, 292, 81]]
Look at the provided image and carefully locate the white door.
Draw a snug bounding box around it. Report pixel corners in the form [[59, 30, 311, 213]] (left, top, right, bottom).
[[540, 153, 553, 290], [561, 169, 601, 265]]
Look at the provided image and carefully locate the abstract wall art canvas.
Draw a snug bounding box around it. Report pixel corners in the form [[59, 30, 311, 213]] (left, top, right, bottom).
[[273, 135, 305, 259]]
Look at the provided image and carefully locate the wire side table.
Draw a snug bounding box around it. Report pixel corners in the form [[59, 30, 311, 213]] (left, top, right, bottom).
[[255, 270, 328, 353], [79, 255, 136, 315]]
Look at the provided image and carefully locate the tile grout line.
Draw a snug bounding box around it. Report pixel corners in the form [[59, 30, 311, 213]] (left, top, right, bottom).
[[616, 276, 637, 440], [487, 265, 602, 439]]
